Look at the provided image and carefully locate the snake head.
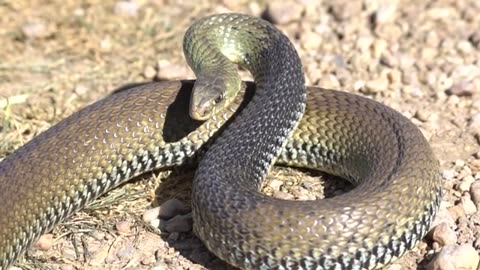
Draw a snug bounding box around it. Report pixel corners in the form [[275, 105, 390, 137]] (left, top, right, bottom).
[[190, 76, 228, 121]]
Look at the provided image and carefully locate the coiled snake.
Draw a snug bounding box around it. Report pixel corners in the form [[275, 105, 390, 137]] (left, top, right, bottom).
[[0, 13, 441, 270]]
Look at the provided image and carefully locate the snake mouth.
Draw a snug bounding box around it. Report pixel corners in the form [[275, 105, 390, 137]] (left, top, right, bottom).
[[190, 103, 213, 121]]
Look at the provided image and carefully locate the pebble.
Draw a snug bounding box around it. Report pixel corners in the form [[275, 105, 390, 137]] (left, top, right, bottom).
[[115, 220, 132, 235], [363, 77, 389, 94], [263, 1, 304, 24], [34, 234, 54, 251], [458, 175, 475, 192], [143, 65, 157, 79], [471, 159, 480, 172], [430, 222, 457, 246], [470, 180, 480, 208], [372, 0, 398, 25], [448, 204, 465, 221], [143, 198, 190, 222], [469, 31, 480, 48], [21, 22, 50, 39], [273, 190, 294, 200], [73, 84, 89, 95], [371, 39, 388, 58], [381, 53, 399, 68], [415, 109, 431, 122], [268, 179, 284, 190], [327, 1, 362, 21], [164, 213, 193, 233], [461, 195, 477, 215], [446, 81, 476, 96], [427, 244, 479, 270], [114, 1, 138, 17], [141, 254, 156, 265], [442, 169, 456, 181]]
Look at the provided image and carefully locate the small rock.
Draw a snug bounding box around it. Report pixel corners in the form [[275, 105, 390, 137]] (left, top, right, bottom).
[[469, 31, 480, 49], [21, 22, 50, 39], [353, 80, 366, 91], [430, 222, 457, 246], [381, 53, 399, 68], [458, 175, 475, 192], [114, 1, 138, 17], [372, 1, 398, 25], [73, 84, 89, 95], [471, 159, 480, 172], [99, 39, 112, 52], [371, 39, 388, 58], [143, 198, 190, 222], [363, 77, 389, 94], [143, 65, 157, 79], [455, 159, 466, 167], [273, 190, 294, 200], [461, 195, 477, 215], [318, 74, 341, 89], [446, 81, 476, 96], [268, 179, 284, 190], [301, 31, 323, 51], [115, 220, 131, 235], [34, 234, 54, 251], [327, 1, 362, 21], [263, 1, 304, 24], [427, 244, 479, 270], [415, 109, 431, 122], [470, 180, 480, 208], [442, 169, 456, 181], [164, 213, 193, 233], [141, 254, 156, 265], [457, 40, 474, 54], [448, 204, 465, 221]]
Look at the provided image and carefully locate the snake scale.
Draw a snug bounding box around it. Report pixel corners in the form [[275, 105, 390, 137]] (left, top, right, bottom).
[[0, 13, 441, 270]]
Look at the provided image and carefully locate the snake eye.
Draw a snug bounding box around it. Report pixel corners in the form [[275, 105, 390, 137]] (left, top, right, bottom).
[[214, 95, 223, 105]]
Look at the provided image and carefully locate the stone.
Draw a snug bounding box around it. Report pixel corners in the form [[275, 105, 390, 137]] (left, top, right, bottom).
[[427, 244, 479, 270], [116, 220, 132, 235], [143, 198, 190, 222], [114, 1, 138, 17], [430, 222, 457, 246], [263, 1, 304, 25], [34, 234, 54, 251], [470, 180, 480, 208]]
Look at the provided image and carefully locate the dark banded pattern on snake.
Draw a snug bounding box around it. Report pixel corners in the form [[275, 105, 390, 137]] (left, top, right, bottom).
[[0, 13, 441, 270]]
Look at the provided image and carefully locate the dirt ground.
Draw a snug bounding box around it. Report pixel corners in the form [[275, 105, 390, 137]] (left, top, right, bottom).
[[1, 0, 480, 269]]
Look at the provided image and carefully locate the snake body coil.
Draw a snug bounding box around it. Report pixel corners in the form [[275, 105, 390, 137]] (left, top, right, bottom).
[[0, 14, 440, 269]]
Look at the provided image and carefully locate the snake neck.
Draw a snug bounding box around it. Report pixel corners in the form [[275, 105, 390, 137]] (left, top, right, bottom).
[[187, 13, 306, 190]]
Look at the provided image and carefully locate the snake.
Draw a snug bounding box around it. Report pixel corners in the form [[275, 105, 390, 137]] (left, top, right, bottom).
[[0, 13, 441, 270]]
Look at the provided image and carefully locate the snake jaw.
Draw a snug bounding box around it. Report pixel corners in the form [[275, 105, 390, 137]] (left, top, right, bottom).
[[190, 77, 227, 121]]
